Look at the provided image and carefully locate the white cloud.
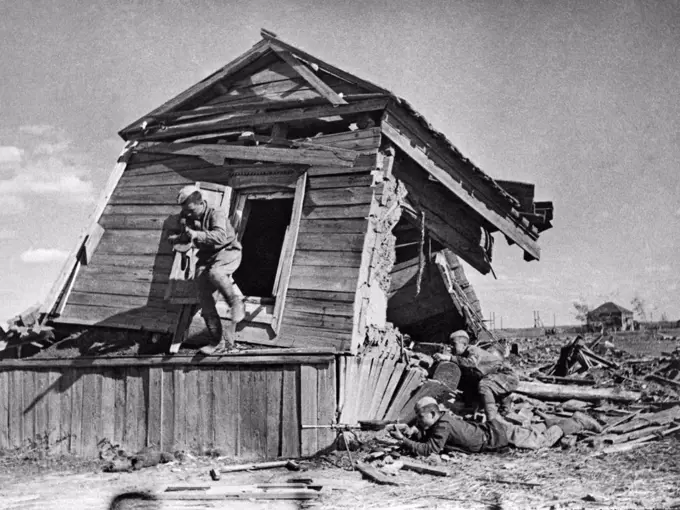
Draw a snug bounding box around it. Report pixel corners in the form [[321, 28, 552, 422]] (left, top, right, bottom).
[[19, 124, 54, 136], [645, 264, 671, 274], [33, 140, 71, 155], [0, 146, 23, 163], [20, 248, 69, 264]]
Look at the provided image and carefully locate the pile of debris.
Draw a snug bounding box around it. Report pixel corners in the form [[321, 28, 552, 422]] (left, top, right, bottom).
[[0, 304, 55, 357]]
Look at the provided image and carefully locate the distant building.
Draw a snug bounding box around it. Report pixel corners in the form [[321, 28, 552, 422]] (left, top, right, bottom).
[[587, 302, 634, 331]]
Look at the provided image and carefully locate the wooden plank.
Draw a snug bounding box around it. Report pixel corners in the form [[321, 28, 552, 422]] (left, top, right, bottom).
[[293, 250, 362, 268], [85, 252, 174, 270], [138, 368, 150, 452], [288, 265, 359, 293], [281, 365, 300, 458], [80, 370, 101, 457], [123, 367, 139, 451], [250, 368, 268, 458], [382, 118, 540, 260], [183, 369, 199, 451], [22, 370, 35, 446], [8, 371, 23, 448], [103, 204, 178, 216], [287, 289, 356, 302], [271, 46, 347, 105], [69, 371, 84, 454], [172, 369, 186, 450], [207, 80, 319, 107], [67, 292, 168, 310], [286, 297, 355, 317], [82, 224, 105, 265], [44, 371, 60, 449], [272, 171, 306, 333], [298, 127, 381, 152], [316, 361, 336, 448], [137, 98, 389, 141], [0, 370, 10, 449], [285, 310, 353, 330], [108, 186, 182, 205], [140, 143, 356, 168], [296, 233, 365, 252], [113, 369, 126, 448], [278, 324, 351, 352], [307, 174, 373, 190], [99, 369, 115, 446], [160, 368, 174, 451], [266, 368, 283, 459], [0, 353, 337, 369], [34, 371, 49, 446], [120, 39, 271, 136], [77, 264, 172, 284], [305, 187, 373, 207], [147, 367, 163, 448], [42, 143, 135, 317], [197, 368, 214, 451], [301, 204, 371, 220], [239, 368, 255, 459], [298, 218, 368, 234], [214, 367, 239, 456], [72, 275, 168, 297], [367, 357, 390, 419], [300, 365, 318, 456]]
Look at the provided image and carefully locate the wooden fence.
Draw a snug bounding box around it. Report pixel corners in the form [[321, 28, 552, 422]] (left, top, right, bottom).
[[0, 350, 336, 459]]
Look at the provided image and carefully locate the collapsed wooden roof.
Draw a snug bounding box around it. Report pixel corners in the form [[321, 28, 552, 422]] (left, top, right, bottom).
[[119, 29, 553, 270]]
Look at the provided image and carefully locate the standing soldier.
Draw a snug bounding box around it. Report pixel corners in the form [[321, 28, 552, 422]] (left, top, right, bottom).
[[433, 330, 519, 420], [168, 185, 245, 354]]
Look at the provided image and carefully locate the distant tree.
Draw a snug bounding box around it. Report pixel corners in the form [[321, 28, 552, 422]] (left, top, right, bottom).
[[631, 296, 647, 321], [660, 312, 669, 322], [573, 298, 590, 324]]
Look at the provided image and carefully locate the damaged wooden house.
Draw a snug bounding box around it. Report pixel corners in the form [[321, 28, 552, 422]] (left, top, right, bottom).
[[0, 30, 553, 459]]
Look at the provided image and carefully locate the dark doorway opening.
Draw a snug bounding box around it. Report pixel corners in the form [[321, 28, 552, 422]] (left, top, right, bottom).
[[233, 198, 294, 297]]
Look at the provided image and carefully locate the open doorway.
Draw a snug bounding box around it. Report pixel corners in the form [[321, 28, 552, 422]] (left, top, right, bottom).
[[233, 198, 294, 298]]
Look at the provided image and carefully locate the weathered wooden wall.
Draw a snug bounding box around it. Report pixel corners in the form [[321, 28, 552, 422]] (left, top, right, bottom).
[[0, 354, 335, 459], [54, 127, 381, 353]]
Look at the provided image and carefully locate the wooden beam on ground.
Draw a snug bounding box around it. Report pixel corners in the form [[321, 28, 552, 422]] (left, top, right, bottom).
[[271, 45, 348, 106], [381, 118, 541, 261], [138, 142, 357, 168], [515, 381, 641, 403]]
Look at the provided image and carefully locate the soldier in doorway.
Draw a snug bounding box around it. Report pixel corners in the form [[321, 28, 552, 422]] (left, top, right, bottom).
[[168, 185, 245, 354]]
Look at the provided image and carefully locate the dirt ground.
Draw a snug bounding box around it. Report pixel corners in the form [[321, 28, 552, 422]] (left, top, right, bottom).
[[1, 332, 679, 510]]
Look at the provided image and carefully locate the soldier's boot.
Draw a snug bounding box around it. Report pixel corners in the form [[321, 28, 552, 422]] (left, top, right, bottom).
[[199, 314, 226, 355]]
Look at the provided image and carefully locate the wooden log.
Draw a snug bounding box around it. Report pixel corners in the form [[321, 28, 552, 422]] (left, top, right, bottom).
[[601, 424, 680, 454], [400, 458, 448, 477], [215, 459, 300, 473], [515, 381, 641, 403], [354, 461, 400, 485]]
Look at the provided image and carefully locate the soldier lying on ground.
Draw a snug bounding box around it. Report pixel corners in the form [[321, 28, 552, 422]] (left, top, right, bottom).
[[168, 185, 245, 354], [433, 330, 519, 420], [387, 397, 603, 457]]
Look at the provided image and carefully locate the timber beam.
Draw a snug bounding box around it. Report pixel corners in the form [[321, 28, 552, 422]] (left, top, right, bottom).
[[381, 114, 541, 261], [131, 98, 389, 142], [137, 142, 358, 168]]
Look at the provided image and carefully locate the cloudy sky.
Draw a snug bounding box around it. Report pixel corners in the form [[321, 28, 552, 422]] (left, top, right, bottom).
[[1, 0, 678, 327]]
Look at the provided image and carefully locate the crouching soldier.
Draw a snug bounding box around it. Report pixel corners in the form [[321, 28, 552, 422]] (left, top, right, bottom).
[[168, 185, 245, 354], [388, 397, 603, 456], [433, 330, 518, 420]]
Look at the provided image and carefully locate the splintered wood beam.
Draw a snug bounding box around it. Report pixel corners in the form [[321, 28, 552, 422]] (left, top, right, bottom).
[[270, 44, 348, 106], [139, 143, 357, 168], [382, 120, 541, 261], [135, 98, 389, 141], [119, 39, 270, 137], [260, 30, 386, 94]]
